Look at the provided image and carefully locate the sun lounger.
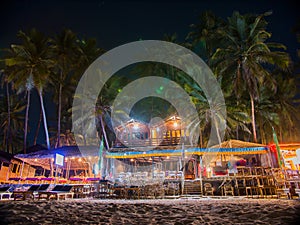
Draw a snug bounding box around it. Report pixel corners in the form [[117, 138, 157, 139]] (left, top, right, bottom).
[[37, 184, 50, 191], [13, 184, 40, 200], [38, 185, 74, 200], [12, 184, 50, 201], [0, 186, 13, 200]]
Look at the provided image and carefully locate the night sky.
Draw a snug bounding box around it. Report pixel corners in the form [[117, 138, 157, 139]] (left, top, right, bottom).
[[1, 0, 299, 147], [1, 0, 299, 59]]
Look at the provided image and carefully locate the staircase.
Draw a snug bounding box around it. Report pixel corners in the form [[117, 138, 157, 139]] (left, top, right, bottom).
[[182, 180, 202, 196]]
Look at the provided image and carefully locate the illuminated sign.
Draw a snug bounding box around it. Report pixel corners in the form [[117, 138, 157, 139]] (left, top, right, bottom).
[[55, 153, 64, 166]]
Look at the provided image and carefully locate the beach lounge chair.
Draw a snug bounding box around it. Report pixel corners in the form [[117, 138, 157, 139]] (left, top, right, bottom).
[[38, 185, 74, 200], [12, 184, 50, 200], [37, 184, 50, 191], [0, 186, 13, 200], [11, 184, 50, 200], [13, 184, 40, 200]]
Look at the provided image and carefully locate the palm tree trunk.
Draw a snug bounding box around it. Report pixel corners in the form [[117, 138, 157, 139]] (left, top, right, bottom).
[[6, 81, 11, 153], [250, 94, 257, 142], [82, 75, 87, 146], [57, 80, 62, 148], [38, 90, 50, 149], [236, 101, 239, 140], [214, 117, 222, 147], [23, 90, 31, 153], [33, 110, 42, 145], [199, 126, 203, 148], [100, 115, 109, 150]]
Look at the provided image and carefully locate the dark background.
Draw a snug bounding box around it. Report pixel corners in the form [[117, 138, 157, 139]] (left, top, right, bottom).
[[1, 0, 299, 59], [1, 0, 299, 147]]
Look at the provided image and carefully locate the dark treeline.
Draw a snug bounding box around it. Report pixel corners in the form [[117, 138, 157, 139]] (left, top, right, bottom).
[[0, 11, 299, 154]]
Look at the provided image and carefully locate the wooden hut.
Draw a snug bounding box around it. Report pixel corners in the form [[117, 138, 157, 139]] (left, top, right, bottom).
[[114, 119, 150, 147], [0, 150, 36, 183], [113, 116, 190, 147], [14, 146, 100, 180]]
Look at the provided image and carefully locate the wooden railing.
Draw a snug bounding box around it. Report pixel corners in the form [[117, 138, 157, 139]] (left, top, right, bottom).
[[113, 137, 190, 148]]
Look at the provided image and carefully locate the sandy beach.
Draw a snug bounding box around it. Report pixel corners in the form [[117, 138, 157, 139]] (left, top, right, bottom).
[[0, 198, 300, 225]]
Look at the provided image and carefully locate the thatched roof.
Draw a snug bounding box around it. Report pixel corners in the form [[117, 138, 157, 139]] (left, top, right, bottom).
[[211, 139, 266, 148], [277, 143, 300, 151]]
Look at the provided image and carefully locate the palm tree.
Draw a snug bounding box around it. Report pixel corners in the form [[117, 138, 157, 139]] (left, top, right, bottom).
[[252, 86, 280, 144], [0, 90, 25, 153], [0, 69, 11, 152], [272, 71, 299, 142], [52, 29, 78, 147], [224, 99, 251, 141], [5, 46, 34, 152], [5, 29, 54, 150], [75, 38, 104, 78], [212, 11, 290, 142], [71, 38, 105, 146], [187, 11, 225, 66]]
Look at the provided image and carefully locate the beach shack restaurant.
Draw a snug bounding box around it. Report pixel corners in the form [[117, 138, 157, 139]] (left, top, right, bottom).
[[11, 116, 274, 185], [7, 115, 296, 199]]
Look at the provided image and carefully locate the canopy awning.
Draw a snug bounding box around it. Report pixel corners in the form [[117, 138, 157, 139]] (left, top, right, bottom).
[[106, 147, 268, 159]]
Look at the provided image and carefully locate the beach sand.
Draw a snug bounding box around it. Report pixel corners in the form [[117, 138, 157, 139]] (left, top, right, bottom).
[[0, 198, 300, 224]]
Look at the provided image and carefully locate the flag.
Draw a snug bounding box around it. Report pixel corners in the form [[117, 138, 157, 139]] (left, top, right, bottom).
[[92, 163, 99, 175], [272, 127, 283, 167], [98, 138, 104, 177]]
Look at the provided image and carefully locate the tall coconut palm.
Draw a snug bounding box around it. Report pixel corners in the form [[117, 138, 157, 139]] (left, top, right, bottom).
[[272, 71, 299, 142], [0, 69, 12, 152], [251, 86, 280, 144], [187, 11, 225, 66], [5, 29, 54, 150], [71, 38, 105, 146], [212, 11, 290, 142], [0, 91, 25, 153], [5, 46, 34, 152], [52, 29, 78, 147]]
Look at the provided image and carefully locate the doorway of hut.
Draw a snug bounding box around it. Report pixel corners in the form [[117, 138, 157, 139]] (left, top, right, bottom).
[[184, 158, 196, 180]]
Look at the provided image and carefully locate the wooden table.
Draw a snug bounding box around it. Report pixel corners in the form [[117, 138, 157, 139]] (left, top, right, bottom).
[[110, 187, 141, 199]]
